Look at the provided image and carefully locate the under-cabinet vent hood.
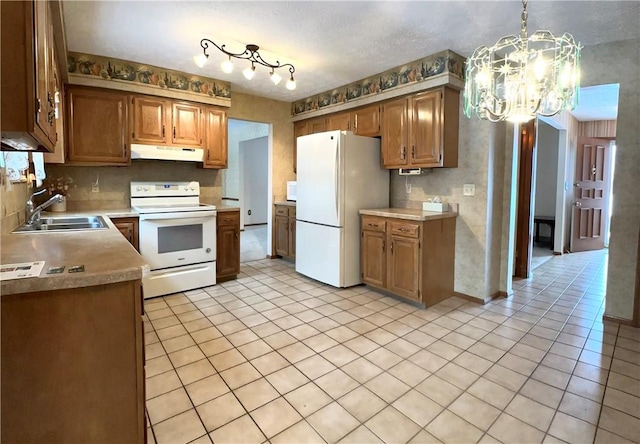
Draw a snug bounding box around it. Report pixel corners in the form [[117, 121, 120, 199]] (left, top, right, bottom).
[[130, 144, 204, 162]]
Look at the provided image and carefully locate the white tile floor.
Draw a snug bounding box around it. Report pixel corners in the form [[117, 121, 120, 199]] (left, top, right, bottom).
[[143, 248, 640, 444], [241, 225, 267, 263]]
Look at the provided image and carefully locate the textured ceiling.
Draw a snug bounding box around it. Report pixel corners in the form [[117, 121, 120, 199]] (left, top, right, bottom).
[[62, 1, 636, 119]]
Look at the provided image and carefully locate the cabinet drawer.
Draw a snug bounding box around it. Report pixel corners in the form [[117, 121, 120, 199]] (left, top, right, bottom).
[[288, 207, 296, 218], [390, 221, 420, 238], [218, 211, 239, 226], [362, 217, 386, 232], [275, 206, 288, 217]]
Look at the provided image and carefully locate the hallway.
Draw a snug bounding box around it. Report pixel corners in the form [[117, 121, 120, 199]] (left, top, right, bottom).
[[143, 248, 639, 443]]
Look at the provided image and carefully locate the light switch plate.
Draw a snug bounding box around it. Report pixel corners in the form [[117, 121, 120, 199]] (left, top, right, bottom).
[[463, 184, 475, 196]]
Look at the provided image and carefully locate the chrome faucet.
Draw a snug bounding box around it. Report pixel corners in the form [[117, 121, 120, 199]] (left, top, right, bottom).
[[26, 189, 65, 225]]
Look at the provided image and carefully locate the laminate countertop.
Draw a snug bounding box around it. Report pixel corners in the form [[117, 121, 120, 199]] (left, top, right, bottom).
[[359, 207, 458, 221], [274, 201, 296, 207], [1, 209, 148, 296]]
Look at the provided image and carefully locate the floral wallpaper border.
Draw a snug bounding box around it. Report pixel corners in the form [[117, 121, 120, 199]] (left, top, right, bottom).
[[291, 49, 465, 116], [67, 52, 231, 99]]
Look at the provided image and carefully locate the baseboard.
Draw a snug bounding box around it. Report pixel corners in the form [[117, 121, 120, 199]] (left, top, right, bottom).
[[553, 251, 562, 255], [244, 223, 268, 227], [454, 291, 506, 305], [602, 314, 638, 327]]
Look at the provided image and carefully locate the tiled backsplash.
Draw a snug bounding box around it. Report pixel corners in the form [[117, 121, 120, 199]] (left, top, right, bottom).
[[1, 181, 30, 234], [45, 161, 222, 210]]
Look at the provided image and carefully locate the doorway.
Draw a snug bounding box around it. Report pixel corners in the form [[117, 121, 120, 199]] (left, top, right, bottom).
[[223, 119, 270, 262]]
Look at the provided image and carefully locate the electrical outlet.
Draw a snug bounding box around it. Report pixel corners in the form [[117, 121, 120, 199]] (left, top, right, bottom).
[[463, 184, 475, 196], [92, 183, 99, 193]]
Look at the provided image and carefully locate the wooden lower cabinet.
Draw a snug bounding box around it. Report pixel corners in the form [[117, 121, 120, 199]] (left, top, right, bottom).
[[1, 280, 145, 443], [361, 214, 455, 306], [275, 204, 296, 259], [217, 209, 240, 281], [111, 216, 139, 251]]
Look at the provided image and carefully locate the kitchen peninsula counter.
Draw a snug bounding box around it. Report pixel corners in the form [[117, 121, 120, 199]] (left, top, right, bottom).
[[359, 207, 458, 221], [0, 209, 148, 295]]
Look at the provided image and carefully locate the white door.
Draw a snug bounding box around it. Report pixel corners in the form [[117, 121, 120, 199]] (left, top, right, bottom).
[[241, 136, 268, 225], [296, 131, 342, 227], [295, 220, 343, 286]]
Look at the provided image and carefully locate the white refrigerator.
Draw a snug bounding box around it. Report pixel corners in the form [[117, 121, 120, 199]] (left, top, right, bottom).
[[295, 130, 389, 287]]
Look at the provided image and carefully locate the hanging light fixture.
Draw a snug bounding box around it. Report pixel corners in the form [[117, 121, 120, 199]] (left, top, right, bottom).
[[464, 0, 581, 123], [196, 40, 296, 90]]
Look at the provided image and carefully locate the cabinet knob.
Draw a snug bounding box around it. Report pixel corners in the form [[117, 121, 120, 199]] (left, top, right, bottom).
[[411, 146, 415, 159], [162, 125, 165, 138], [173, 126, 176, 138]]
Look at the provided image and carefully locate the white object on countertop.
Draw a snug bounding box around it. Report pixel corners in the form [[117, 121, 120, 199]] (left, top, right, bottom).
[[0, 261, 45, 280], [423, 201, 450, 212]]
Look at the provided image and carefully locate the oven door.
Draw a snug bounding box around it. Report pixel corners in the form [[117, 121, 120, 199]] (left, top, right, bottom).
[[139, 211, 216, 271]]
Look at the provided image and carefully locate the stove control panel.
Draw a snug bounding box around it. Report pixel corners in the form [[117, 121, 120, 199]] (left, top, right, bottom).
[[131, 181, 200, 198]]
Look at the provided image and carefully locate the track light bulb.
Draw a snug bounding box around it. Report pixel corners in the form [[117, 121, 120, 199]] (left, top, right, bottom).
[[220, 58, 234, 74], [243, 65, 256, 80], [286, 75, 296, 91], [270, 71, 282, 85], [193, 53, 208, 68]]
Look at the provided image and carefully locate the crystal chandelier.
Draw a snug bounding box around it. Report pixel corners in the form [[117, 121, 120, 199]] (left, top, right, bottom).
[[464, 0, 581, 123], [195, 40, 296, 90]]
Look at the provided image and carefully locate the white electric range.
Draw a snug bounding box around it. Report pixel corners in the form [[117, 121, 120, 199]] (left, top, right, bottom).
[[131, 181, 216, 299]]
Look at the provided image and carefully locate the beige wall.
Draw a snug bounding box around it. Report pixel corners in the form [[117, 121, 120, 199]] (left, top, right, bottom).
[[580, 39, 639, 320], [1, 181, 31, 234]]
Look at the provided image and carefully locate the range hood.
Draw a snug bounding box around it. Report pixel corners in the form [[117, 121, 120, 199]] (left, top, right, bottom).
[[130, 144, 204, 162]]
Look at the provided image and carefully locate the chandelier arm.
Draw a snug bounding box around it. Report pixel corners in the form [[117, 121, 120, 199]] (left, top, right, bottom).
[[521, 0, 528, 39], [247, 51, 296, 75], [200, 39, 253, 60]]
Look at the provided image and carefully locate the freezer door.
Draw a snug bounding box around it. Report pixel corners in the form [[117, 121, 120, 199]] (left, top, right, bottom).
[[296, 131, 342, 227], [295, 220, 343, 287]]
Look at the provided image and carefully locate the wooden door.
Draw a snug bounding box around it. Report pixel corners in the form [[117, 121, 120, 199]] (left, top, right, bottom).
[[34, 0, 53, 143], [217, 224, 240, 278], [293, 120, 309, 173], [66, 86, 129, 165], [203, 106, 228, 168], [361, 230, 386, 288], [288, 217, 296, 258], [571, 138, 611, 252], [171, 103, 201, 146], [131, 97, 167, 144], [113, 217, 139, 251], [353, 104, 380, 137], [514, 120, 536, 278], [381, 98, 409, 168], [309, 117, 326, 134], [388, 235, 420, 301], [411, 90, 442, 167], [326, 112, 351, 131], [275, 215, 290, 257]]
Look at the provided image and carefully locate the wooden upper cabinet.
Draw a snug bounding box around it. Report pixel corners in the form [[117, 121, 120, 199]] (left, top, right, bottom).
[[203, 106, 228, 169], [411, 90, 441, 166], [352, 104, 380, 137], [171, 102, 201, 146], [66, 86, 129, 165], [293, 120, 309, 173], [381, 98, 409, 168], [131, 96, 167, 144], [326, 112, 351, 131], [381, 87, 459, 169], [1, 0, 57, 151], [309, 117, 326, 134]]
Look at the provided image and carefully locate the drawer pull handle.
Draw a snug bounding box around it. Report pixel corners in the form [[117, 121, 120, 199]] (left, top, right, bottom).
[[399, 227, 410, 232], [368, 223, 377, 228]]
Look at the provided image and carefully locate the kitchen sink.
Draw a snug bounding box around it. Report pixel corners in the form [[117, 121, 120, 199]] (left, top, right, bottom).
[[13, 215, 108, 233]]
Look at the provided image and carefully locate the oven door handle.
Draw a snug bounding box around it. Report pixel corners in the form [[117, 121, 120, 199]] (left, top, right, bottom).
[[139, 211, 216, 221]]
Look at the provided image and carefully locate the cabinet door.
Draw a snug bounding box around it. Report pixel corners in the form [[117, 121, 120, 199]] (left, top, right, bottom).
[[410, 90, 442, 167], [388, 235, 420, 301], [361, 230, 386, 288], [216, 224, 240, 279], [288, 217, 296, 258], [381, 99, 409, 168], [309, 117, 327, 134], [171, 102, 201, 146], [131, 97, 167, 144], [113, 217, 139, 252], [203, 106, 228, 168], [34, 0, 55, 144], [326, 112, 351, 131], [275, 215, 290, 257], [66, 86, 129, 165], [353, 105, 380, 137], [293, 121, 309, 173]]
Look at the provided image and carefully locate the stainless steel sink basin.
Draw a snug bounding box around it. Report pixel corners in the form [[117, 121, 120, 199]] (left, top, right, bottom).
[[13, 215, 108, 233]]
